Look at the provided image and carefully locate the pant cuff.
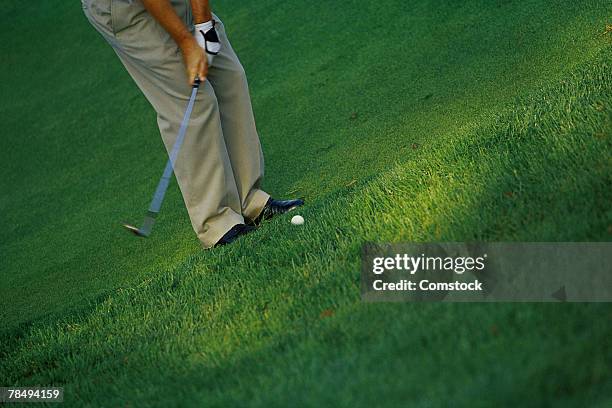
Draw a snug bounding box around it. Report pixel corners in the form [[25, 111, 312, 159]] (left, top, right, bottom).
[[242, 189, 270, 221], [198, 208, 245, 249]]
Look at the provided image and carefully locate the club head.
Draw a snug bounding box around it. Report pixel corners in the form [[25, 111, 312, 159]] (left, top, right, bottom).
[[122, 223, 149, 238]]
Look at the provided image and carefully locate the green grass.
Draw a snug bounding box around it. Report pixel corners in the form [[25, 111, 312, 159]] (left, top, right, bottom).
[[1, 0, 611, 406]]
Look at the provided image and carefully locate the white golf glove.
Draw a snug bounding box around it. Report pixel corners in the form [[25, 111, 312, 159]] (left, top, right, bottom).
[[195, 20, 221, 67]]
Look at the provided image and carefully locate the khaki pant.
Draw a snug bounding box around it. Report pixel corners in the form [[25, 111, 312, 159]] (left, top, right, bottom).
[[82, 0, 269, 248]]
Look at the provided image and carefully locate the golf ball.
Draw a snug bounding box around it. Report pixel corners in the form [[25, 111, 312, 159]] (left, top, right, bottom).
[[291, 215, 304, 225]]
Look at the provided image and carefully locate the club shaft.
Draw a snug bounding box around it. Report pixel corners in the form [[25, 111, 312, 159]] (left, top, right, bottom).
[[148, 84, 200, 214]]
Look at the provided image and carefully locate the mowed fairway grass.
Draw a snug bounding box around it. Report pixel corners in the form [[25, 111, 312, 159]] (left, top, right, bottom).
[[1, 0, 611, 406]]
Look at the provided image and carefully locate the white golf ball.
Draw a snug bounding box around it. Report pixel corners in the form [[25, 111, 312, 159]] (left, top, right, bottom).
[[291, 215, 304, 225]]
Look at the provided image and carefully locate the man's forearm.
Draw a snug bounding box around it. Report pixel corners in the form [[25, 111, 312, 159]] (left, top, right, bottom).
[[190, 0, 212, 24], [140, 0, 193, 48]]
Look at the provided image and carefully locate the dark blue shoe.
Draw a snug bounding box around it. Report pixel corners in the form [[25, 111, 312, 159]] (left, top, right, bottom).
[[249, 198, 305, 225], [214, 224, 256, 247]]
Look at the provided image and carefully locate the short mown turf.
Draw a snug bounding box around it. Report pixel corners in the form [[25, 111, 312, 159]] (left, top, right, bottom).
[[1, 0, 611, 406]]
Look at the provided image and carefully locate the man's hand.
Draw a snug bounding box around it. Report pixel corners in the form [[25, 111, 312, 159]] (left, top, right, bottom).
[[194, 20, 221, 66], [179, 37, 208, 86], [140, 0, 207, 85]]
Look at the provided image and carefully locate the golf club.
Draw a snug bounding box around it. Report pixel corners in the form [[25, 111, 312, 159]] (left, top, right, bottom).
[[123, 78, 201, 237]]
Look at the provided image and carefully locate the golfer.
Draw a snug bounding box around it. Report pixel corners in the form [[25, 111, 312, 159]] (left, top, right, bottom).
[[82, 0, 303, 248]]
